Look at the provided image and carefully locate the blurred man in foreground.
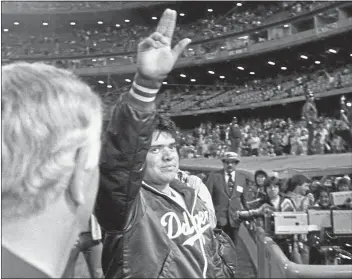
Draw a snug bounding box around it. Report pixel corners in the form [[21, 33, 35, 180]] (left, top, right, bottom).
[[2, 63, 102, 278], [96, 9, 234, 278]]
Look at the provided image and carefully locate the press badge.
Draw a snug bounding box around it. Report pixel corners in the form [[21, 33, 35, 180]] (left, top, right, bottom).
[[236, 185, 243, 193]]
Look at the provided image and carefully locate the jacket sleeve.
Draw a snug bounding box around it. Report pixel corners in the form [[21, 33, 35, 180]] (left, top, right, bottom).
[[95, 73, 161, 231]]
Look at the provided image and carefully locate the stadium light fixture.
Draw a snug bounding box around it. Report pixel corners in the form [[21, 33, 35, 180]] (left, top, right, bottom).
[[97, 21, 103, 24], [110, 57, 115, 61], [162, 81, 168, 84], [107, 85, 112, 88], [42, 22, 48, 26], [152, 17, 157, 20], [190, 79, 196, 82], [283, 24, 289, 28], [237, 3, 242, 6], [237, 66, 244, 70], [207, 9, 213, 12], [250, 72, 255, 75], [180, 74, 186, 77], [219, 76, 225, 79], [115, 24, 120, 27], [13, 22, 19, 25], [300, 55, 308, 59], [188, 48, 193, 51], [350, 53, 352, 57], [346, 102, 351, 107], [98, 80, 104, 84], [315, 60, 321, 64], [125, 19, 130, 23], [328, 48, 337, 53], [92, 59, 97, 62], [179, 13, 185, 17], [70, 22, 76, 26], [208, 71, 215, 74], [3, 28, 9, 32], [281, 66, 287, 70], [268, 61, 275, 65], [125, 79, 132, 83]]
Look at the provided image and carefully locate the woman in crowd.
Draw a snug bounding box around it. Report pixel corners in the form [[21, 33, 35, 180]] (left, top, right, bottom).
[[254, 169, 268, 199], [263, 176, 283, 211], [336, 176, 351, 192], [312, 186, 331, 209]]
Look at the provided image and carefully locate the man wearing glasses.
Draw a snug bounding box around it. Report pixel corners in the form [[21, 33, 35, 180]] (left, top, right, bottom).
[[205, 152, 248, 245]]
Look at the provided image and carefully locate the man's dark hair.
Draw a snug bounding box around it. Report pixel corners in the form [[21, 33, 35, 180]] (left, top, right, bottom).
[[286, 174, 311, 192], [152, 113, 177, 138]]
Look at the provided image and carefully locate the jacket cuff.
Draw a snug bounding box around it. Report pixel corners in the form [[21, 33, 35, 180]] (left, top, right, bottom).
[[126, 72, 163, 112]]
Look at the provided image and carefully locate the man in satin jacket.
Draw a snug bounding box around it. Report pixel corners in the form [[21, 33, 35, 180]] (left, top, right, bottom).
[[95, 9, 232, 278]]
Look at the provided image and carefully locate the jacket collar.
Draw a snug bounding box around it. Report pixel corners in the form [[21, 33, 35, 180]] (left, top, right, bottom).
[[142, 179, 197, 213]]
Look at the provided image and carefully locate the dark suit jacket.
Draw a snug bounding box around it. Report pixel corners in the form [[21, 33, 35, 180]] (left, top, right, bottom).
[[206, 169, 248, 228]]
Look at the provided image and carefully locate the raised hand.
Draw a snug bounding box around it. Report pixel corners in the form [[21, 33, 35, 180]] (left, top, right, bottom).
[[137, 9, 191, 80]]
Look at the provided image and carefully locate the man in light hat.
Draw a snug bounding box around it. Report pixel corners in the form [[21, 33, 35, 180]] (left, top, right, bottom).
[[205, 152, 248, 245]]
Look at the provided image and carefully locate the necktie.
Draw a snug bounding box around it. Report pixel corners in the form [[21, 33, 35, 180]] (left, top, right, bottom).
[[227, 171, 234, 195]]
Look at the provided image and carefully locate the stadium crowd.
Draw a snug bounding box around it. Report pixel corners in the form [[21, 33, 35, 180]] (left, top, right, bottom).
[[176, 115, 350, 159], [158, 63, 352, 113], [2, 1, 331, 59]]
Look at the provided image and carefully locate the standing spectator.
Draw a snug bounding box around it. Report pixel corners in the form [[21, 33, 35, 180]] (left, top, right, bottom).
[[248, 131, 261, 156], [206, 152, 247, 245], [2, 62, 102, 278], [301, 91, 318, 155], [312, 133, 324, 154], [229, 117, 242, 153]]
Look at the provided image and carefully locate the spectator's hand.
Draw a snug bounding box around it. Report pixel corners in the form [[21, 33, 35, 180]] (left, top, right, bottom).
[[137, 9, 191, 80], [307, 193, 315, 204]]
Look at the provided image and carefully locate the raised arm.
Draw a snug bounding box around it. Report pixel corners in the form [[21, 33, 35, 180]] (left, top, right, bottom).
[[95, 9, 191, 231]]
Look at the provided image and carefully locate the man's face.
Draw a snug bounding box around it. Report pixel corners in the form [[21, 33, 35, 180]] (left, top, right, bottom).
[[223, 160, 238, 173], [298, 182, 310, 195], [144, 131, 179, 187]]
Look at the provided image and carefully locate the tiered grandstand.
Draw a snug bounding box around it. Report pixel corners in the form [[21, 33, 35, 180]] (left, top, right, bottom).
[[2, 2, 352, 277]]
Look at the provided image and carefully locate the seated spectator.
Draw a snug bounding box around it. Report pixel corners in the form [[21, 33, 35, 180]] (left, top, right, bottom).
[[2, 62, 102, 278], [312, 186, 331, 209], [336, 177, 351, 192]]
